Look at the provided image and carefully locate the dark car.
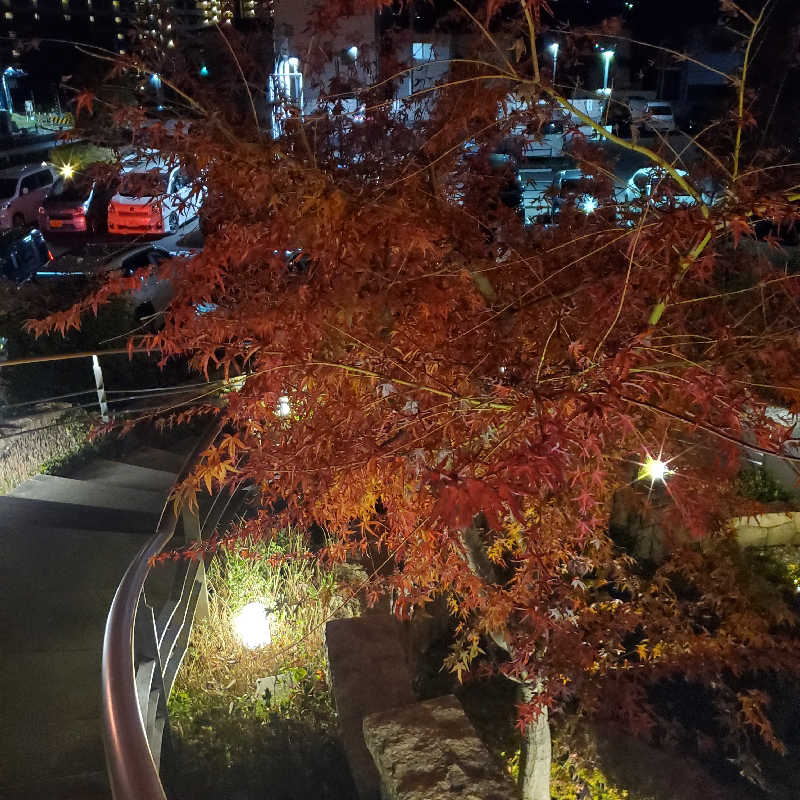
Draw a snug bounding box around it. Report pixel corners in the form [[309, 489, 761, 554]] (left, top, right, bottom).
[[38, 174, 118, 235], [0, 227, 53, 282]]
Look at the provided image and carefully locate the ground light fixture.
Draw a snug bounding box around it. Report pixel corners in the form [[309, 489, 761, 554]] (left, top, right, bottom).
[[232, 601, 273, 649], [58, 163, 75, 179]]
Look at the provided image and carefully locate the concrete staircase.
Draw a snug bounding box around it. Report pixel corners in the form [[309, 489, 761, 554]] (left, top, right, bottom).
[[0, 445, 188, 799]]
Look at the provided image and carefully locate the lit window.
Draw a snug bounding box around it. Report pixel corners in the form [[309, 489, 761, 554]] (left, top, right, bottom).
[[114, 15, 121, 22], [63, 13, 71, 19], [4, 11, 12, 18], [89, 13, 94, 20], [112, 0, 119, 6], [167, 38, 174, 46], [12, 49, 20, 57], [33, 12, 39, 19], [117, 32, 124, 38], [412, 42, 433, 61], [119, 48, 126, 54]]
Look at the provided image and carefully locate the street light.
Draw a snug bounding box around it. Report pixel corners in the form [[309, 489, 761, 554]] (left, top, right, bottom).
[[601, 49, 614, 94], [548, 43, 559, 83]]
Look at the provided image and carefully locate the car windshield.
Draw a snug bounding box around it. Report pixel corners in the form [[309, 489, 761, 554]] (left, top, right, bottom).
[[118, 170, 167, 197], [49, 177, 93, 203], [0, 178, 18, 199], [648, 106, 672, 116]]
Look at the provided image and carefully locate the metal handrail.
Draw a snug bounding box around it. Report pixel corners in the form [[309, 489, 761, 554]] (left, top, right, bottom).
[[102, 422, 222, 800]]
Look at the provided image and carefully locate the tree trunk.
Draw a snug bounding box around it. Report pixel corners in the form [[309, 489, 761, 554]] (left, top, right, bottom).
[[519, 686, 551, 800]]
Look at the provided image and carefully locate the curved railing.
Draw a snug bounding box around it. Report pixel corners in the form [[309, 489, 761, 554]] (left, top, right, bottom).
[[102, 422, 230, 800]]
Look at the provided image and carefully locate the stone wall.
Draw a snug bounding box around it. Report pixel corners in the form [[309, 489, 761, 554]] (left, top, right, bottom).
[[0, 404, 88, 494], [731, 512, 800, 548], [363, 695, 517, 800], [326, 615, 517, 800]]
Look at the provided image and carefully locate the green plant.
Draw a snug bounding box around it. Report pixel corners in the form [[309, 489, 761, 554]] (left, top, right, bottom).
[[167, 526, 360, 799], [737, 466, 791, 504]]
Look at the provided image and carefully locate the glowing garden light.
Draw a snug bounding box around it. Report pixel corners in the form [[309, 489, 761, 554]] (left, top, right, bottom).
[[232, 601, 273, 649], [639, 455, 670, 484], [59, 162, 75, 179], [276, 395, 291, 417]]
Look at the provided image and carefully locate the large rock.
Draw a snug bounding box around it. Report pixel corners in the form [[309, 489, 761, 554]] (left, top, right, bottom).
[[363, 695, 517, 800], [326, 615, 416, 800]]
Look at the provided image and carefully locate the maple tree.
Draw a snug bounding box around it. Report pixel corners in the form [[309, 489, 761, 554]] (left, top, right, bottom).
[[22, 0, 800, 796]]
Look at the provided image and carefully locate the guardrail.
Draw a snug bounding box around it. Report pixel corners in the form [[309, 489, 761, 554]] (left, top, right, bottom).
[[102, 422, 233, 799]]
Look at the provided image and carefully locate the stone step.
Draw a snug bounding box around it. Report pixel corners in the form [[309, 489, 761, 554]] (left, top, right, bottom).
[[1, 648, 102, 723], [0, 495, 159, 534], [0, 715, 105, 792], [123, 445, 193, 474], [71, 458, 176, 492], [11, 474, 166, 514], [1, 771, 109, 800], [2, 587, 125, 652], [0, 526, 148, 594]]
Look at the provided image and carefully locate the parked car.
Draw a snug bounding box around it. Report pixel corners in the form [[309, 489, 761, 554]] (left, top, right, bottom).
[[0, 227, 53, 282], [552, 169, 617, 220], [107, 153, 204, 235], [0, 163, 57, 230], [625, 167, 716, 209], [38, 172, 118, 235], [103, 243, 178, 324], [632, 101, 676, 135]]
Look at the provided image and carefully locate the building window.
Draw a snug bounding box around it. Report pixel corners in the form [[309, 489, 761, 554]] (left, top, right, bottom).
[[269, 55, 303, 138], [114, 15, 121, 22], [89, 13, 94, 20], [117, 32, 124, 39], [33, 12, 39, 19], [412, 42, 434, 61], [63, 13, 71, 19], [4, 11, 12, 19]]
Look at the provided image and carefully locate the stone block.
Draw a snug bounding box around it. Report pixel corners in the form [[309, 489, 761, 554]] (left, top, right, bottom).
[[363, 695, 517, 800], [326, 615, 416, 800]]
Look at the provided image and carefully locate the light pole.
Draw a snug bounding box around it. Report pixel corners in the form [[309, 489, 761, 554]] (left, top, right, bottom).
[[601, 49, 614, 94], [548, 43, 559, 83]]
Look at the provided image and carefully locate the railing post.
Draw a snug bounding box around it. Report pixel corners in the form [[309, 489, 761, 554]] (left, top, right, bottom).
[[91, 354, 109, 422], [181, 507, 209, 620]]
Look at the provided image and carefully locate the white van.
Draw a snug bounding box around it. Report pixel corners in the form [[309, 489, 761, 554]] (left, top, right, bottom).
[[634, 101, 676, 134], [0, 163, 57, 230], [107, 153, 203, 235]]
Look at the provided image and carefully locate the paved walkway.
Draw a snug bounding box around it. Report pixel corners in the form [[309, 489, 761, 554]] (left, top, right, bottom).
[[0, 445, 187, 799]]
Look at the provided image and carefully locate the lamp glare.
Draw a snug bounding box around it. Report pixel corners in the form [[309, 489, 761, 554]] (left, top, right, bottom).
[[232, 601, 272, 649]]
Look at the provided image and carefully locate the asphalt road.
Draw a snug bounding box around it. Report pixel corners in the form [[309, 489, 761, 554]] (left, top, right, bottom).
[[47, 217, 201, 271]]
